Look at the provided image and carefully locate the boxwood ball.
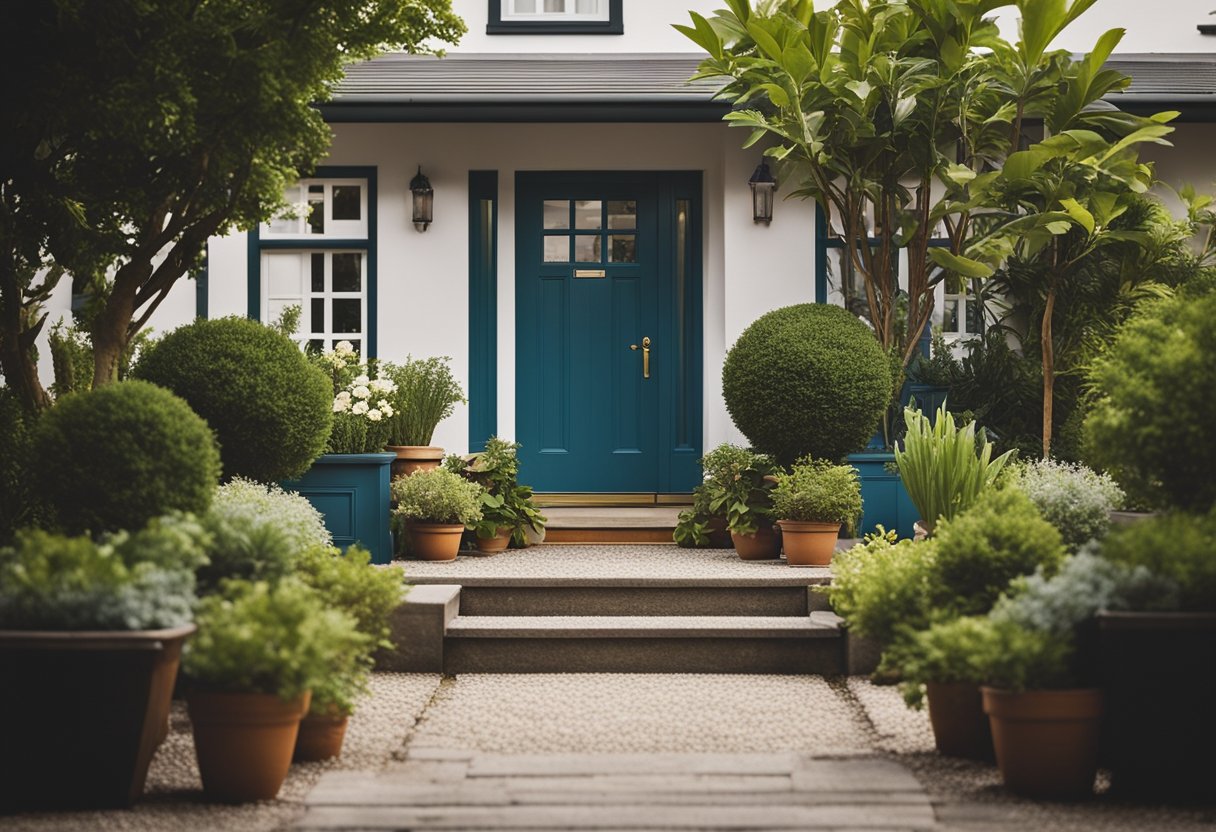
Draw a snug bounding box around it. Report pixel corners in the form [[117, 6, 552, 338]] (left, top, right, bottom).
[[722, 304, 891, 463], [31, 380, 221, 535], [134, 316, 332, 482]]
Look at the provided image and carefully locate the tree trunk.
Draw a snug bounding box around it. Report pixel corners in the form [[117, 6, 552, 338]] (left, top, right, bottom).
[[90, 261, 146, 388], [1041, 285, 1057, 460], [0, 335, 51, 411]]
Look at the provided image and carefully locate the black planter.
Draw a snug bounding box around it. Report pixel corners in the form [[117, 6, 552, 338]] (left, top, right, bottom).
[[1097, 611, 1216, 800], [0, 625, 195, 811]]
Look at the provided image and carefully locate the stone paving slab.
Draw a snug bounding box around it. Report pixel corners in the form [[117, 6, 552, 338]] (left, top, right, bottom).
[[445, 613, 842, 638]]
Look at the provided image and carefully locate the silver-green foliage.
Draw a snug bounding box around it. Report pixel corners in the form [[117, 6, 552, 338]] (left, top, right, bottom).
[[383, 356, 467, 447], [392, 468, 484, 527], [1015, 460, 1123, 551], [894, 406, 1014, 533], [772, 457, 862, 526], [0, 515, 209, 630]]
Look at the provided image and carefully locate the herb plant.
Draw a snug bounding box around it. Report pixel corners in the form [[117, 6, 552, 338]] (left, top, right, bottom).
[[392, 468, 484, 527], [1014, 460, 1123, 552], [383, 356, 466, 447], [772, 457, 862, 528]]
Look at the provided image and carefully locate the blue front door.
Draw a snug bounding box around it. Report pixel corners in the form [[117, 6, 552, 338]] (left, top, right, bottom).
[[516, 172, 702, 493]]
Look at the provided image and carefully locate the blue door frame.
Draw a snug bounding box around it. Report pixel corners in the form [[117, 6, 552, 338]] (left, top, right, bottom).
[[515, 172, 702, 493]]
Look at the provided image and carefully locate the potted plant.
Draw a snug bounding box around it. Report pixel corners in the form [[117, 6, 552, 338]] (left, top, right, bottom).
[[675, 445, 763, 549], [282, 342, 397, 563], [0, 517, 208, 810], [391, 467, 484, 561], [448, 438, 548, 553], [710, 448, 781, 559], [182, 578, 365, 802], [772, 457, 862, 567], [293, 545, 406, 761], [383, 356, 467, 479]]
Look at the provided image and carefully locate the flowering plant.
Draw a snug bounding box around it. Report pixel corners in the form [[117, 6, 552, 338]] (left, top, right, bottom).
[[318, 341, 397, 454]]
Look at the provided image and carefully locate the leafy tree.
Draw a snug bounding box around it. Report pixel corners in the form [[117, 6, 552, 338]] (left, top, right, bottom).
[[0, 0, 464, 410]]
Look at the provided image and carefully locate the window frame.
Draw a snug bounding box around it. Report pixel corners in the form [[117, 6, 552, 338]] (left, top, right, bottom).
[[486, 0, 623, 35]]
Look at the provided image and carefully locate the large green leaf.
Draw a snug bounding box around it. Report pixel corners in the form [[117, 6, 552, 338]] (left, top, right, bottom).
[[928, 248, 994, 278]]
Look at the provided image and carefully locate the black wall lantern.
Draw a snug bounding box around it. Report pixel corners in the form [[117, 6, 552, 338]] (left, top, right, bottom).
[[748, 159, 777, 225], [410, 166, 433, 232]]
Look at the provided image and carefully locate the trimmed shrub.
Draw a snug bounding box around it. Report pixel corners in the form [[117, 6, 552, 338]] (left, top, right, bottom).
[[825, 536, 937, 645], [134, 316, 332, 482], [392, 468, 484, 527], [931, 488, 1066, 616], [1015, 460, 1123, 552], [722, 304, 890, 463], [1084, 293, 1216, 511], [30, 381, 220, 535], [1099, 512, 1216, 611]]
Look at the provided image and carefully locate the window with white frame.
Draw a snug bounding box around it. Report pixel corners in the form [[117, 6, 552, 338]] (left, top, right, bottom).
[[260, 177, 369, 354], [939, 273, 983, 340], [501, 0, 608, 21], [488, 0, 621, 33]]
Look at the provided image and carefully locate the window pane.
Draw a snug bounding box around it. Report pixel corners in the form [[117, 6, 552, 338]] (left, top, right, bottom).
[[307, 195, 325, 234], [310, 253, 325, 291], [942, 299, 959, 332], [544, 235, 569, 263], [543, 200, 569, 229], [575, 0, 598, 12], [332, 186, 361, 221], [347, 339, 361, 357], [575, 200, 601, 230], [267, 253, 302, 296], [308, 184, 324, 194], [308, 339, 325, 354], [513, 0, 537, 11], [608, 234, 636, 263], [311, 298, 325, 332], [607, 200, 636, 229], [574, 235, 601, 262], [332, 252, 362, 292], [332, 299, 361, 334], [543, 0, 565, 11], [965, 298, 982, 333]]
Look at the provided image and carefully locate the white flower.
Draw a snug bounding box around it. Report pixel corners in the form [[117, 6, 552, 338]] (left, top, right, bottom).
[[381, 404, 395, 418], [367, 409, 382, 422], [332, 397, 351, 413], [353, 374, 370, 386], [336, 391, 352, 401], [335, 341, 355, 356], [370, 378, 396, 394], [352, 400, 369, 415], [329, 354, 347, 369], [352, 385, 371, 400]]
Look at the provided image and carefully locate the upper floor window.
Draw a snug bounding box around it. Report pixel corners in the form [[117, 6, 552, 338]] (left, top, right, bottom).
[[263, 179, 368, 240], [487, 0, 622, 34]]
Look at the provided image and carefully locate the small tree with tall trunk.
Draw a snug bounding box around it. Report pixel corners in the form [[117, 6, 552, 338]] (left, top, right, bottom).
[[0, 0, 465, 410]]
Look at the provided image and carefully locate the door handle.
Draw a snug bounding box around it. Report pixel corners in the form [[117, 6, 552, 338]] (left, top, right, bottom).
[[629, 336, 652, 379]]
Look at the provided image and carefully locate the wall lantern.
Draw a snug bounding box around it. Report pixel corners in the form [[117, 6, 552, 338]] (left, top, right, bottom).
[[410, 166, 433, 232], [748, 159, 777, 225]]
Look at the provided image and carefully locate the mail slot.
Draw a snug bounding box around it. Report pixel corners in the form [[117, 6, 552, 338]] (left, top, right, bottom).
[[574, 269, 606, 278]]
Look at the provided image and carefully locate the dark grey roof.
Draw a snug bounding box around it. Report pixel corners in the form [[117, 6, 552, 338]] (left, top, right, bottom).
[[321, 52, 1216, 122]]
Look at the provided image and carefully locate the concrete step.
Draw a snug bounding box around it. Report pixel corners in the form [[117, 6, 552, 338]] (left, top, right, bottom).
[[542, 507, 680, 544], [443, 611, 845, 674], [453, 581, 824, 617]]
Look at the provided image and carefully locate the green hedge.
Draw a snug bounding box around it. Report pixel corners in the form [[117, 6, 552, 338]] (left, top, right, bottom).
[[30, 380, 221, 535], [135, 316, 332, 482], [722, 304, 891, 463]]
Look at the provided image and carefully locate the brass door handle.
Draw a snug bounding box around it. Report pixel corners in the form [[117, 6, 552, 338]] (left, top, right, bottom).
[[629, 336, 652, 379]]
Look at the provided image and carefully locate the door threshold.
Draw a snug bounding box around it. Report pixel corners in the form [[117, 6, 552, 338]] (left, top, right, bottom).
[[534, 493, 693, 508]]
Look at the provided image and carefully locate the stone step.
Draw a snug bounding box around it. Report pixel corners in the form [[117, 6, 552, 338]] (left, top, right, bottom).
[[442, 611, 845, 674], [450, 582, 826, 617]]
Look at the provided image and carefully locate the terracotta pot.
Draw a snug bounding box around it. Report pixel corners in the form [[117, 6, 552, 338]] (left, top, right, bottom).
[[475, 527, 513, 554], [187, 689, 310, 803], [982, 687, 1103, 800], [926, 681, 994, 761], [778, 520, 840, 566], [386, 445, 444, 480], [409, 523, 465, 561], [706, 515, 733, 549], [293, 711, 349, 763], [731, 526, 780, 560], [0, 624, 195, 811]]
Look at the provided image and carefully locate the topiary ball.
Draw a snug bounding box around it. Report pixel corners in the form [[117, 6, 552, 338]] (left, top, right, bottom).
[[30, 380, 221, 535], [134, 316, 332, 482], [722, 304, 891, 463]]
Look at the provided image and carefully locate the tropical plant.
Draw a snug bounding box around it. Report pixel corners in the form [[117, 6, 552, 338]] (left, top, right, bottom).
[[771, 457, 862, 528], [1014, 460, 1123, 551], [824, 536, 937, 647], [711, 448, 781, 537], [29, 380, 221, 535], [391, 468, 484, 527], [0, 515, 209, 630], [675, 444, 763, 547], [134, 316, 332, 482], [894, 405, 1014, 534], [722, 304, 891, 463], [1084, 292, 1216, 511], [930, 487, 1067, 616], [383, 356, 466, 447], [1098, 512, 1216, 611], [450, 438, 547, 545], [183, 579, 367, 701]]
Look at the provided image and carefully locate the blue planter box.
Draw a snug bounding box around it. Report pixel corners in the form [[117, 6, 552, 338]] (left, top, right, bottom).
[[282, 452, 394, 564], [849, 452, 918, 540]]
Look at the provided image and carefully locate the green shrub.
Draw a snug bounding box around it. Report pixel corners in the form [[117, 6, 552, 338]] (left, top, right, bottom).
[[1084, 293, 1216, 511], [887, 615, 1006, 707], [1099, 512, 1216, 611], [134, 316, 332, 482], [722, 304, 891, 463], [453, 437, 547, 545], [825, 536, 937, 645], [0, 389, 42, 544], [1015, 460, 1124, 552], [212, 478, 331, 553], [297, 546, 405, 716], [0, 515, 209, 630], [675, 444, 773, 547], [183, 578, 366, 701], [772, 457, 862, 527], [392, 467, 484, 526], [895, 406, 1014, 534], [931, 488, 1066, 616], [30, 381, 221, 535], [383, 356, 466, 447]]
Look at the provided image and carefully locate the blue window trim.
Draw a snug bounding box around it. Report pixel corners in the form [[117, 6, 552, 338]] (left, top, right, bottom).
[[247, 165, 378, 356], [468, 170, 498, 452], [487, 0, 622, 34]]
